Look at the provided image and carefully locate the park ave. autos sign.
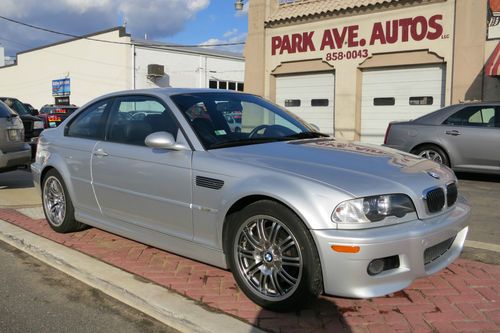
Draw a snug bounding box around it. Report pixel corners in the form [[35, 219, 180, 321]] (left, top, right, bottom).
[[271, 14, 448, 62]]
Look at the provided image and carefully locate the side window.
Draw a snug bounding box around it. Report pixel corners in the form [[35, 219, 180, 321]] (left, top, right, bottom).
[[66, 99, 109, 139], [107, 97, 178, 146], [444, 106, 497, 127]]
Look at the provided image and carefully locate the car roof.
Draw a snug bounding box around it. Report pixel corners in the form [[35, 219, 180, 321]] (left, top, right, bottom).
[[95, 88, 246, 100]]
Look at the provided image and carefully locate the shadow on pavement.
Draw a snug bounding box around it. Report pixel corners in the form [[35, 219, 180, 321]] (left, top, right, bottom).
[[0, 169, 34, 189], [456, 172, 500, 183]]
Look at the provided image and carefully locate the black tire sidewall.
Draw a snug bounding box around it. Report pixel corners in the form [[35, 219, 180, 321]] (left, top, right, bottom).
[[225, 200, 322, 311]]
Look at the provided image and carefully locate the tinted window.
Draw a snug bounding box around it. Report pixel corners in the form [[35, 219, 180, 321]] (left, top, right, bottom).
[[409, 96, 433, 105], [373, 98, 395, 106], [66, 100, 110, 139], [0, 101, 16, 118], [285, 99, 301, 107], [0, 98, 30, 115], [311, 99, 329, 107], [107, 97, 178, 146], [444, 106, 498, 127]]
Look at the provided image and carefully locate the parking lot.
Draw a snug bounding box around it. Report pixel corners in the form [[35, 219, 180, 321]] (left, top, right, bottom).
[[0, 169, 499, 332]]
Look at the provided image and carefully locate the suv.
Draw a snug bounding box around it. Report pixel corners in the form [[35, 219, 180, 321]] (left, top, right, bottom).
[[39, 104, 79, 128], [0, 97, 44, 157], [0, 101, 31, 172]]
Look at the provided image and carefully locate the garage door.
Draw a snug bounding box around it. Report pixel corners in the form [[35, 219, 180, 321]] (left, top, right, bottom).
[[276, 72, 335, 134], [361, 65, 445, 144]]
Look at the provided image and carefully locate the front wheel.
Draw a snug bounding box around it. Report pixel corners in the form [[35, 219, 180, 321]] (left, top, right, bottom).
[[225, 200, 322, 311], [42, 169, 86, 233]]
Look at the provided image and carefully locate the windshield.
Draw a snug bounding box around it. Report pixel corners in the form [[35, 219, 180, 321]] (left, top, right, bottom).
[[171, 92, 327, 150], [0, 98, 30, 116]]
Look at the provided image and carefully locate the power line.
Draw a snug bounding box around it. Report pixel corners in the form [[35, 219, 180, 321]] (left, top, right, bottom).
[[0, 15, 246, 49]]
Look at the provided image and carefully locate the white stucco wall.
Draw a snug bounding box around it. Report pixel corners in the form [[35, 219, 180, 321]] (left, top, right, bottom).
[[134, 47, 245, 89], [0, 29, 132, 109]]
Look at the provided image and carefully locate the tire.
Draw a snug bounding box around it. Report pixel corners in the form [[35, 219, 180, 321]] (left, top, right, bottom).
[[41, 169, 86, 233], [225, 200, 322, 311], [412, 144, 450, 167]]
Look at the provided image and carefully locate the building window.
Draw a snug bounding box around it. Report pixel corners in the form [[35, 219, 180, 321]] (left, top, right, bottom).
[[219, 81, 227, 89], [311, 99, 329, 107], [285, 99, 301, 107], [409, 96, 434, 105], [209, 80, 218, 89], [373, 97, 395, 106], [228, 82, 236, 90], [237, 83, 244, 92]]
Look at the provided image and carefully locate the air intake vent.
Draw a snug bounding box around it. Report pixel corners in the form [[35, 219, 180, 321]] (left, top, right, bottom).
[[447, 183, 458, 207], [424, 187, 445, 213], [196, 176, 224, 190]]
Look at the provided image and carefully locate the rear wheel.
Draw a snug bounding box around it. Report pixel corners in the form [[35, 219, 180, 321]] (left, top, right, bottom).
[[225, 200, 322, 311], [42, 169, 86, 233], [412, 145, 450, 167]]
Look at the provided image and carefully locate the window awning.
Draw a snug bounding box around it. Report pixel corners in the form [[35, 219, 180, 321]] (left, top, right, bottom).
[[485, 42, 500, 76]]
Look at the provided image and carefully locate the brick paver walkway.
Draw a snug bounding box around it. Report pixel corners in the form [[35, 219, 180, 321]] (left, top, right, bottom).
[[1, 208, 499, 333]]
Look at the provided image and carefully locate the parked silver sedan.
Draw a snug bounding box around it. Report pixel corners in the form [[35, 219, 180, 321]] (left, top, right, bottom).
[[384, 102, 500, 174], [31, 89, 470, 311]]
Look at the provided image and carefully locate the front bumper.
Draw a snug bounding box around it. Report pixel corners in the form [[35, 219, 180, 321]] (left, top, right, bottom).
[[312, 197, 470, 298]]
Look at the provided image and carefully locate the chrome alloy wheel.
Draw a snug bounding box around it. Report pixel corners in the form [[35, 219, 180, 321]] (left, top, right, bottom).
[[234, 215, 303, 301], [418, 150, 444, 163], [43, 176, 67, 227]]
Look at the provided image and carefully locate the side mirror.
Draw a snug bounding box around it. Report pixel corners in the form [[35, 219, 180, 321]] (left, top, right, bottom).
[[145, 131, 188, 151], [31, 109, 39, 116]]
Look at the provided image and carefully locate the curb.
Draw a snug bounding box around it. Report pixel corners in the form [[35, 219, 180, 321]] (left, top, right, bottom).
[[0, 219, 264, 333]]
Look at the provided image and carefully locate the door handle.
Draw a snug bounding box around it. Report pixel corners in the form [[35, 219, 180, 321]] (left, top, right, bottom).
[[445, 130, 461, 136], [93, 148, 109, 157]]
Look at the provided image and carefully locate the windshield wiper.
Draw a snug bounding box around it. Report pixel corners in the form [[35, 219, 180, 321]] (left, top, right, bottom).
[[208, 137, 289, 149], [283, 132, 329, 140]]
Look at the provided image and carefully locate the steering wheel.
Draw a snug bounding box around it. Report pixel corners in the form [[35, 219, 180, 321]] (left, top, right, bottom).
[[248, 124, 270, 138]]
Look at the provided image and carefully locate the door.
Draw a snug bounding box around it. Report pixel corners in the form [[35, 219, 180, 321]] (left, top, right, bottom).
[[361, 65, 445, 144], [61, 98, 111, 215], [441, 105, 500, 172], [276, 72, 335, 135], [91, 95, 194, 240]]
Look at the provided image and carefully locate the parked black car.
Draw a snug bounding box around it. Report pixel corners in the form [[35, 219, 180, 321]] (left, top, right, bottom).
[[0, 97, 44, 157], [39, 104, 79, 128]]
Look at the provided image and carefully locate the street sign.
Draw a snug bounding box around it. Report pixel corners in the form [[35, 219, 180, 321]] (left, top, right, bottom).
[[52, 78, 71, 97]]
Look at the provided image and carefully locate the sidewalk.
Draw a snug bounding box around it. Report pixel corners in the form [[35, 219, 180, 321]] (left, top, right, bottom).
[[0, 208, 499, 333]]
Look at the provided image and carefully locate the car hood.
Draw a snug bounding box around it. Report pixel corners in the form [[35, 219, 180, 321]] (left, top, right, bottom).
[[211, 138, 455, 198]]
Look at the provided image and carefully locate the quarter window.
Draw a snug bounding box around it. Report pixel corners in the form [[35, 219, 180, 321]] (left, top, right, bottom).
[[107, 97, 178, 146], [66, 99, 110, 139]]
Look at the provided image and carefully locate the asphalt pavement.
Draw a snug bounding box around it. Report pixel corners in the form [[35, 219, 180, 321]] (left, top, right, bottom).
[[0, 240, 178, 333]]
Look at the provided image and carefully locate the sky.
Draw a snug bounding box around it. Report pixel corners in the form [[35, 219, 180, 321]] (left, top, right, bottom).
[[0, 0, 248, 56]]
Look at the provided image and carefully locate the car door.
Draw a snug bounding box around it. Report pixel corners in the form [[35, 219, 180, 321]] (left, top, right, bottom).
[[441, 105, 500, 171], [91, 95, 194, 240], [61, 98, 112, 216]]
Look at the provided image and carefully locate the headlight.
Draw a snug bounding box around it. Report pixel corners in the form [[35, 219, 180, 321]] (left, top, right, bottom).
[[332, 194, 416, 224]]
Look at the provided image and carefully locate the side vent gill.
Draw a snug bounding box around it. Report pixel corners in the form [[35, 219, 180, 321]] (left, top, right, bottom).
[[196, 176, 224, 190]]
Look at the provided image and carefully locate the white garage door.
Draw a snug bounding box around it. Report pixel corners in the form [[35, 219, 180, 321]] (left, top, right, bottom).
[[361, 65, 445, 144], [276, 73, 335, 134]]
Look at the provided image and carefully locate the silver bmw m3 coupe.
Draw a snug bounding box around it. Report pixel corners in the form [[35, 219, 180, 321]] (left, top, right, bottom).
[[31, 89, 470, 311]]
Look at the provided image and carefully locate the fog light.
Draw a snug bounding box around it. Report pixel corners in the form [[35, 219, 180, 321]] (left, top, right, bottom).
[[367, 255, 400, 276], [367, 259, 385, 276]]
